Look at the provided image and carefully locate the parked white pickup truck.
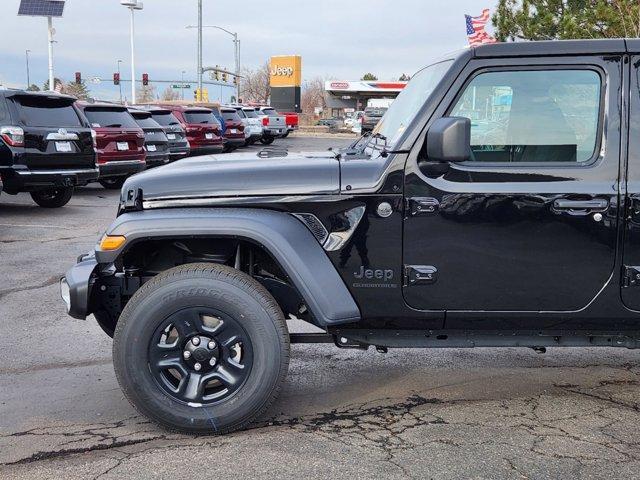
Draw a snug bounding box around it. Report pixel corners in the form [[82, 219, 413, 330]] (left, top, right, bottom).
[[256, 106, 287, 145], [232, 106, 264, 145]]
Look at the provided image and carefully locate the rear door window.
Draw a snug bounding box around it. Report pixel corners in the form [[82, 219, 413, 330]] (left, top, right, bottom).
[[184, 111, 216, 124], [15, 97, 82, 127], [84, 108, 138, 128], [235, 109, 246, 118]]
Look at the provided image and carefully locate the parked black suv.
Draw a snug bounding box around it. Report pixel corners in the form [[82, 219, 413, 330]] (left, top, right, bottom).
[[0, 90, 97, 207], [128, 109, 170, 168], [143, 106, 190, 160], [64, 39, 640, 435]]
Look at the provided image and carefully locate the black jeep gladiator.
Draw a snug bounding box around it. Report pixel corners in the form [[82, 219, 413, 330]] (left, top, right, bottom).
[[62, 39, 640, 434]]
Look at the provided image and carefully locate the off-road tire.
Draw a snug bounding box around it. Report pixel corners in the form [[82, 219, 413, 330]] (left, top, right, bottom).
[[30, 186, 74, 208], [112, 263, 290, 434], [99, 177, 126, 190]]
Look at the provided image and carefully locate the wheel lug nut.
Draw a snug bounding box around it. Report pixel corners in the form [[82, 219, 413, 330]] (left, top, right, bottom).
[[194, 362, 202, 371], [209, 357, 217, 366], [192, 337, 200, 346], [208, 341, 216, 349], [183, 351, 191, 359]]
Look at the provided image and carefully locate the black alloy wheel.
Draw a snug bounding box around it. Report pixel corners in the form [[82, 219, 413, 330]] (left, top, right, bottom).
[[149, 306, 253, 405]]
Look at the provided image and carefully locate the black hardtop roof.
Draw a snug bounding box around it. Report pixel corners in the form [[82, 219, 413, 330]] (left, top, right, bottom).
[[473, 38, 640, 58]]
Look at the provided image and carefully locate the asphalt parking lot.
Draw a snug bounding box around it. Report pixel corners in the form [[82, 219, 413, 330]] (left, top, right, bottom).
[[2, 134, 640, 479]]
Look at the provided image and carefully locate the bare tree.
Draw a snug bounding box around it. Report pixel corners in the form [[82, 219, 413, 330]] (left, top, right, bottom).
[[161, 86, 180, 101], [301, 77, 326, 116], [136, 84, 156, 104], [239, 62, 270, 104]]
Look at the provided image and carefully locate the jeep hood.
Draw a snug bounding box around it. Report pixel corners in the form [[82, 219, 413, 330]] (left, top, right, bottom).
[[121, 151, 341, 205]]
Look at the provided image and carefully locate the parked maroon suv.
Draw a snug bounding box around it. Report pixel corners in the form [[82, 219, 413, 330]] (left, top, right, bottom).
[[220, 107, 245, 152], [158, 105, 223, 156], [76, 102, 146, 189]]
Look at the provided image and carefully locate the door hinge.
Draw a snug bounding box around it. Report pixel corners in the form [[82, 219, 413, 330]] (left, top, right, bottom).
[[622, 266, 640, 288], [404, 265, 438, 286], [406, 197, 439, 216]]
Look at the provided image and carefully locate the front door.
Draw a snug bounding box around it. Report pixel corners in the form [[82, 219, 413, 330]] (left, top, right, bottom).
[[403, 57, 621, 315]]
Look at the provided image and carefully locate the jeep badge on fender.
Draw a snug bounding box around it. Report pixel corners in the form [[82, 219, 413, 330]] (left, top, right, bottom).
[[62, 39, 640, 435]]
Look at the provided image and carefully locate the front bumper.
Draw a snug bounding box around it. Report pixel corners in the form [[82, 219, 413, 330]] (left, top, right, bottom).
[[98, 160, 146, 179], [1, 166, 100, 192], [61, 252, 98, 319]]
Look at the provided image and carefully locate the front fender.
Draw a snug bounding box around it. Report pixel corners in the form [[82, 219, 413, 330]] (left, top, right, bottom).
[[96, 207, 361, 326]]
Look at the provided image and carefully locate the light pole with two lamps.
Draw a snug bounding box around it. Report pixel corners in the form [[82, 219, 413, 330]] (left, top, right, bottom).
[[120, 0, 143, 104]]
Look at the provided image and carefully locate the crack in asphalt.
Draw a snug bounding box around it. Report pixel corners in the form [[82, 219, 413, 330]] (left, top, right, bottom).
[[4, 379, 640, 479], [0, 275, 60, 300]]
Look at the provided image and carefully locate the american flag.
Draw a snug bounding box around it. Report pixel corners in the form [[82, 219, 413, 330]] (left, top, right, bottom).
[[465, 9, 497, 46]]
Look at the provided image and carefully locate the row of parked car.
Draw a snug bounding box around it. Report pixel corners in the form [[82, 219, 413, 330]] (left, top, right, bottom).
[[0, 89, 298, 207]]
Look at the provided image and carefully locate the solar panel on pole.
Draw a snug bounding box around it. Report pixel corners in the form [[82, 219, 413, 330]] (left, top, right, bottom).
[[18, 0, 65, 17]]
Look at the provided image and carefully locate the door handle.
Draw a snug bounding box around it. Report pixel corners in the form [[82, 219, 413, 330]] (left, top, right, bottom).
[[553, 198, 609, 215]]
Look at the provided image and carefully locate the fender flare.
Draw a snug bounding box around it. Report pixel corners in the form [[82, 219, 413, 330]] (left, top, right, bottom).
[[96, 207, 361, 326]]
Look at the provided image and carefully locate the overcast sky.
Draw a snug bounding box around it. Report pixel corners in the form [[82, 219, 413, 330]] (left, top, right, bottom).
[[0, 0, 495, 100]]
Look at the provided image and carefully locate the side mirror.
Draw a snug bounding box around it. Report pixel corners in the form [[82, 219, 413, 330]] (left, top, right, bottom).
[[426, 116, 471, 163]]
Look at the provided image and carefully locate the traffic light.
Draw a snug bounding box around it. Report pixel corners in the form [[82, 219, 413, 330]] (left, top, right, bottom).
[[113, 73, 120, 85], [233, 76, 238, 85], [222, 72, 227, 83], [194, 89, 200, 100], [75, 72, 81, 84], [214, 71, 220, 81], [142, 73, 149, 86]]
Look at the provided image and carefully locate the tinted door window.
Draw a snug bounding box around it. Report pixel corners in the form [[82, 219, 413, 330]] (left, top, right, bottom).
[[262, 108, 279, 116], [84, 108, 138, 128], [235, 109, 246, 118], [243, 109, 258, 118], [16, 97, 82, 127], [184, 111, 216, 124], [449, 69, 601, 164], [151, 111, 181, 126]]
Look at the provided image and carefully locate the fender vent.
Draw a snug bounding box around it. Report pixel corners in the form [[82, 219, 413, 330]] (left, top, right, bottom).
[[291, 213, 328, 244], [257, 147, 288, 158]]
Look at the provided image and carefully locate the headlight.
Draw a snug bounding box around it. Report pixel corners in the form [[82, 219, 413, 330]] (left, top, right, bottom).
[[60, 277, 71, 313]]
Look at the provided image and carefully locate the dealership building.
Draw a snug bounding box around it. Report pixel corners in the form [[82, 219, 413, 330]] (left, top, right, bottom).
[[324, 80, 407, 116]]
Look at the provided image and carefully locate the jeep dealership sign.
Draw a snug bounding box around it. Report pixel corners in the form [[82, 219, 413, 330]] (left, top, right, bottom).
[[269, 55, 302, 88]]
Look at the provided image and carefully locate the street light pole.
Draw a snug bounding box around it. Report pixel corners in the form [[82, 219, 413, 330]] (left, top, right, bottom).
[[117, 60, 123, 104], [181, 70, 186, 100], [197, 0, 203, 100], [121, 1, 143, 104], [47, 17, 55, 91], [25, 50, 31, 89], [186, 24, 240, 101]]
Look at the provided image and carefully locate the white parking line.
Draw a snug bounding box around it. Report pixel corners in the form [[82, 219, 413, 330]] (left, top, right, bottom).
[[0, 223, 73, 229]]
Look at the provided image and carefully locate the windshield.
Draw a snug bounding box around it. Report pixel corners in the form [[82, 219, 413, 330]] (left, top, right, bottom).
[[373, 59, 453, 146], [262, 108, 279, 117], [221, 110, 241, 122], [84, 108, 138, 128], [244, 109, 258, 118], [151, 111, 180, 126]]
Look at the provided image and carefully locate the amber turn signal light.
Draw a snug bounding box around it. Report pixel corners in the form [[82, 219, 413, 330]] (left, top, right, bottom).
[[99, 235, 126, 251]]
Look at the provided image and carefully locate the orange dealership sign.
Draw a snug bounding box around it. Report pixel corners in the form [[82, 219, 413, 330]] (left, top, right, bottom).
[[269, 55, 302, 88]]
